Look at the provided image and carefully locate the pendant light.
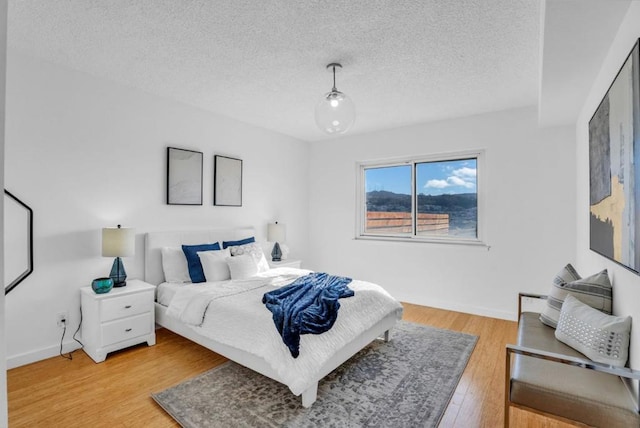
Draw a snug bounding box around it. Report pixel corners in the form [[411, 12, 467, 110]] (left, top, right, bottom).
[[315, 63, 356, 135]]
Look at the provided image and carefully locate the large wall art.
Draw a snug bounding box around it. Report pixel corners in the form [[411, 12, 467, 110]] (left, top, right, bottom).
[[589, 39, 640, 274]]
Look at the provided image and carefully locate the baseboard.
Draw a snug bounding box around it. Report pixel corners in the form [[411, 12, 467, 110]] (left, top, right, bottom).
[[7, 340, 82, 370], [400, 296, 515, 322]]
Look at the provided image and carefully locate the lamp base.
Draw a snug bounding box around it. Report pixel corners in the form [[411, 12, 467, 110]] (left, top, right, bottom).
[[271, 242, 282, 262], [109, 257, 128, 288]]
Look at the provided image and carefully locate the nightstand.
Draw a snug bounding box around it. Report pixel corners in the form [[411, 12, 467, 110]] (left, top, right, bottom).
[[268, 258, 302, 269], [80, 279, 156, 363]]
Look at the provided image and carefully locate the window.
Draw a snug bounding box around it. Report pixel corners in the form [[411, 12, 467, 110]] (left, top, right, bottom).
[[357, 150, 483, 244]]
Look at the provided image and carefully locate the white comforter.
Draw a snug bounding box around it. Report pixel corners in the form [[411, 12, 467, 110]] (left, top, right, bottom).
[[165, 267, 403, 395]]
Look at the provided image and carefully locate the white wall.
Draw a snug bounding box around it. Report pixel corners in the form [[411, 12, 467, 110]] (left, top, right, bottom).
[[3, 51, 310, 368], [0, 0, 7, 424], [308, 107, 576, 320], [576, 2, 640, 370]]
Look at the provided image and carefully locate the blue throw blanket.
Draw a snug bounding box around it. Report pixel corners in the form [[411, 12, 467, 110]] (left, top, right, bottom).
[[262, 272, 354, 358]]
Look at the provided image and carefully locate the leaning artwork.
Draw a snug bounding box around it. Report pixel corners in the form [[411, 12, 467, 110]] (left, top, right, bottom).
[[589, 39, 640, 274]]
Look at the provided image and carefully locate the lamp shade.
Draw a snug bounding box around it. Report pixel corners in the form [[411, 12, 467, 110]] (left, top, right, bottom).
[[102, 225, 135, 257], [267, 222, 286, 243]]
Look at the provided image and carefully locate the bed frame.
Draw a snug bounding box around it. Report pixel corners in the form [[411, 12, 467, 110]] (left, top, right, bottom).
[[144, 228, 398, 407]]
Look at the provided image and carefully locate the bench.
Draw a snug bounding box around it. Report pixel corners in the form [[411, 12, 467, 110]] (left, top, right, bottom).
[[505, 293, 640, 427]]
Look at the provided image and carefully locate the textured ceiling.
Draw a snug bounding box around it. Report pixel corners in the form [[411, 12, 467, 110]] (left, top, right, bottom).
[[7, 0, 541, 141]]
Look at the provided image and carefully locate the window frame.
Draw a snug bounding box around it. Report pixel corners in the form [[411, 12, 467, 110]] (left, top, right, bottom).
[[355, 149, 486, 246]]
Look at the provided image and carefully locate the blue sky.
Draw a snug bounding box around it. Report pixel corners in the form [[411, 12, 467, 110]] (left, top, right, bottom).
[[365, 159, 477, 196]]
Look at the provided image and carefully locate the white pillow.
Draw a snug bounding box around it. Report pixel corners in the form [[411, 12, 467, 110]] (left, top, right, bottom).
[[555, 295, 631, 367], [161, 247, 191, 283], [228, 242, 270, 272], [197, 249, 231, 282], [226, 254, 258, 280]]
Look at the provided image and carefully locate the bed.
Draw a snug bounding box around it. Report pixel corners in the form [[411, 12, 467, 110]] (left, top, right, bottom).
[[145, 228, 403, 407]]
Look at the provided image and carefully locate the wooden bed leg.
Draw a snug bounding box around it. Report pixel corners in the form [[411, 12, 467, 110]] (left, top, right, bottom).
[[301, 383, 318, 408], [383, 330, 390, 342]]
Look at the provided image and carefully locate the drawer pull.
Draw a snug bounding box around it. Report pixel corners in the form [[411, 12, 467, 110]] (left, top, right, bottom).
[[125, 328, 132, 332], [124, 305, 132, 309]]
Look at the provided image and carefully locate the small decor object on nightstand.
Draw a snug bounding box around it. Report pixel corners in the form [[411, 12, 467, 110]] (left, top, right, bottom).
[[102, 224, 135, 287], [91, 277, 113, 294], [267, 222, 286, 262]]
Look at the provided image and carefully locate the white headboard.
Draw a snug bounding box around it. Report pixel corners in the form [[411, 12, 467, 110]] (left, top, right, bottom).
[[144, 227, 256, 285]]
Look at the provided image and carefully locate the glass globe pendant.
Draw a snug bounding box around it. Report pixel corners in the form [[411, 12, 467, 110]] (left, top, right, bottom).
[[315, 63, 355, 135]]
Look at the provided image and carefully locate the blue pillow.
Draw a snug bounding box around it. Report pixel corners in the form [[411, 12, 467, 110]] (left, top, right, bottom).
[[182, 243, 221, 283], [222, 236, 255, 249]]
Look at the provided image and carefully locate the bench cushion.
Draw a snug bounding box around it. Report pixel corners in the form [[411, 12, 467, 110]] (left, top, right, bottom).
[[510, 312, 639, 427]]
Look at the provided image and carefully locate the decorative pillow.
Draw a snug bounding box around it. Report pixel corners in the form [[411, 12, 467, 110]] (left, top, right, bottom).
[[182, 243, 221, 283], [161, 247, 191, 283], [222, 236, 255, 249], [539, 264, 612, 328], [555, 295, 630, 367], [226, 254, 258, 280], [228, 242, 270, 273], [197, 249, 231, 282]]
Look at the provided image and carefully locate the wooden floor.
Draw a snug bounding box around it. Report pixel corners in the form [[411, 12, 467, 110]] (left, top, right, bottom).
[[7, 303, 574, 427]]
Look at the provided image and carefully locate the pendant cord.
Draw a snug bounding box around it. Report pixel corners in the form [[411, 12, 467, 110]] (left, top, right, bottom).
[[332, 66, 337, 92]]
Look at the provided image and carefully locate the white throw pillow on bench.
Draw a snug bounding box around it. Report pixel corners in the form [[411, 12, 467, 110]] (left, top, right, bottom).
[[555, 295, 631, 367]]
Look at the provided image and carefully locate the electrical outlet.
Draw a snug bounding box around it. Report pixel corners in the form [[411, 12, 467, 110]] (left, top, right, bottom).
[[56, 312, 67, 328]]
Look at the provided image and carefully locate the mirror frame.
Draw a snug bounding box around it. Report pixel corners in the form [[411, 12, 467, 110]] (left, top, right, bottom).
[[4, 189, 33, 294]]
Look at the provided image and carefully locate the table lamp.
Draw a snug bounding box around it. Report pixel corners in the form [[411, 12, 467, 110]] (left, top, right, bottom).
[[267, 222, 286, 262], [102, 224, 135, 287]]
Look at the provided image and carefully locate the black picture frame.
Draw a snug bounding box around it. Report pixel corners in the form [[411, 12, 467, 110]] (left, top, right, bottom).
[[4, 189, 34, 295], [214, 155, 243, 206], [166, 147, 203, 205], [588, 39, 640, 275]]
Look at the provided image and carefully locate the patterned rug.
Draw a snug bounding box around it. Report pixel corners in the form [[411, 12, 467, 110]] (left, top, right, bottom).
[[152, 321, 478, 427]]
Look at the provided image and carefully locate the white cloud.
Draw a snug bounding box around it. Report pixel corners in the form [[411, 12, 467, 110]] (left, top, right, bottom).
[[425, 179, 449, 189], [425, 172, 476, 190], [448, 176, 466, 186], [453, 167, 476, 179]]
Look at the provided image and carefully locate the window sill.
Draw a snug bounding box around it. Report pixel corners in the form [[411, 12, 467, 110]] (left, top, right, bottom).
[[355, 234, 489, 248]]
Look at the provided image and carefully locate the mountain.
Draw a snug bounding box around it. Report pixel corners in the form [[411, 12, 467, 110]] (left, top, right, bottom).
[[366, 190, 477, 233], [366, 190, 476, 212]]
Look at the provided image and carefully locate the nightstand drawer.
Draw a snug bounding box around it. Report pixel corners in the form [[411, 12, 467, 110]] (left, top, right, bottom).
[[101, 292, 152, 322], [101, 313, 152, 345]]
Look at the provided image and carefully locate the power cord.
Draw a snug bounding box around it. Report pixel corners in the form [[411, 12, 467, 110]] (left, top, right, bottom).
[[59, 307, 84, 360]]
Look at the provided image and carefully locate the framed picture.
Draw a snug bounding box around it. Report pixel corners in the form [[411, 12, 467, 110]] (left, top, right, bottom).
[[214, 155, 242, 206], [166, 147, 203, 205], [588, 39, 640, 275]]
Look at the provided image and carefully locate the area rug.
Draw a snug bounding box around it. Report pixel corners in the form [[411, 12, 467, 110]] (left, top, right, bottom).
[[151, 321, 478, 428]]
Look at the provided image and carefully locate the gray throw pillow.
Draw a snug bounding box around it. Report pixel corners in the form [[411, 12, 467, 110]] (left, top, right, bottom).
[[539, 264, 612, 328]]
